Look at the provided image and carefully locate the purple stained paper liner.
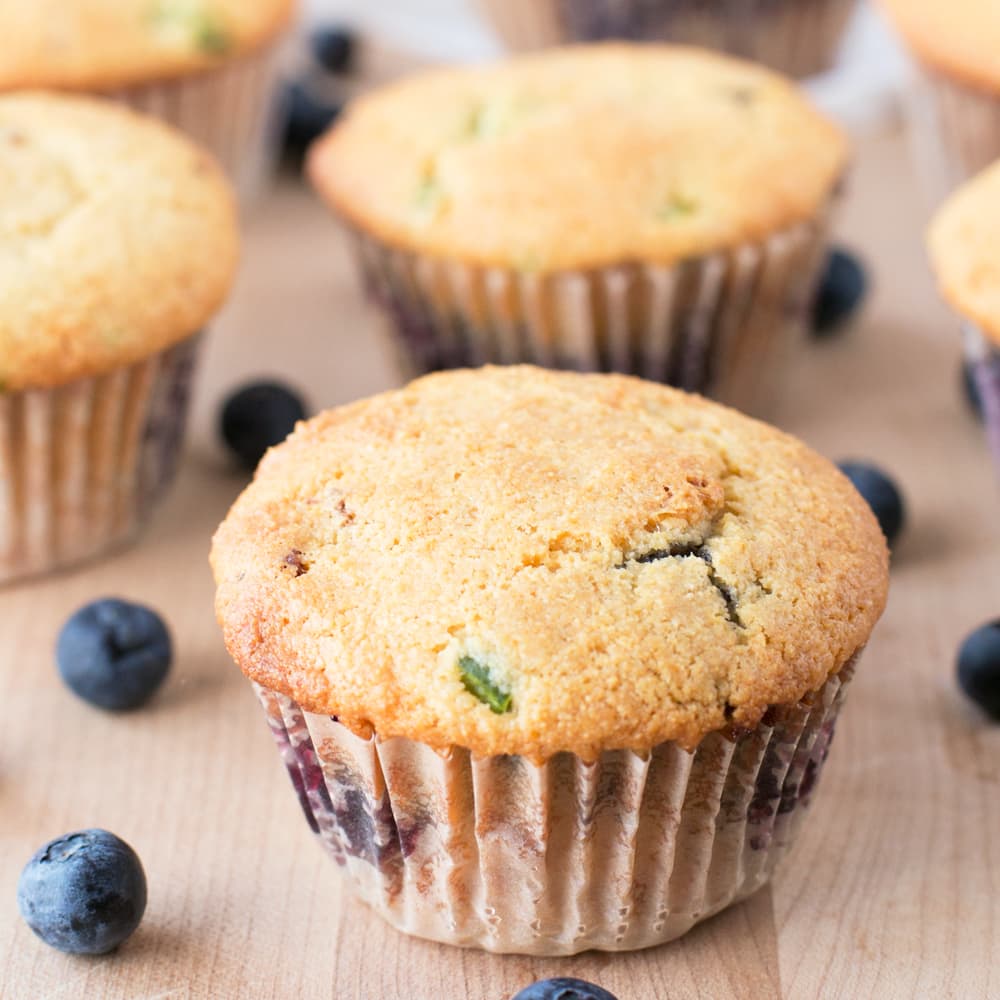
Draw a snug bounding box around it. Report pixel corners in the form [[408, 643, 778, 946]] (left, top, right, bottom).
[[0, 334, 200, 584], [965, 325, 1000, 471], [253, 653, 858, 955], [347, 209, 831, 412], [478, 0, 858, 78], [108, 38, 287, 205]]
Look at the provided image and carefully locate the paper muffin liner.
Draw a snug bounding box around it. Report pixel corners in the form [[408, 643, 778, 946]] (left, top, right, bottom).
[[348, 210, 830, 409], [963, 325, 1000, 473], [0, 335, 200, 584], [108, 39, 286, 204], [254, 653, 857, 955], [478, 0, 857, 78], [906, 68, 1000, 194]]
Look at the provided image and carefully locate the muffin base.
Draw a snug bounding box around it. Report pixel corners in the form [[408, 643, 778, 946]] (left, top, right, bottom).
[[478, 0, 857, 78], [964, 326, 1000, 471], [908, 68, 1000, 192], [109, 41, 286, 204], [254, 656, 856, 955], [0, 336, 200, 584], [349, 212, 830, 409]]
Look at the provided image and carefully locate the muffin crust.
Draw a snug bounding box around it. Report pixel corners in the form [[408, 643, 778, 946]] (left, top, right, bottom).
[[212, 367, 888, 761], [0, 0, 295, 91], [309, 44, 848, 272], [928, 160, 1000, 347], [879, 0, 1000, 93], [0, 93, 238, 391]]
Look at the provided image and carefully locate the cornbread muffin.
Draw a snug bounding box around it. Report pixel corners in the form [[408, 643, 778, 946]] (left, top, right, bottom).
[[0, 93, 239, 582], [309, 45, 847, 403], [212, 366, 888, 954], [0, 0, 296, 199], [928, 161, 1000, 468], [880, 0, 1000, 185], [479, 0, 857, 79]]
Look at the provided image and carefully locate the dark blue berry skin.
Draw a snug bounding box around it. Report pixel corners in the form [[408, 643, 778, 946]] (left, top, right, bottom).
[[57, 599, 171, 711], [512, 980, 619, 1000], [282, 80, 342, 157], [220, 381, 307, 471], [837, 461, 905, 547], [958, 621, 1000, 718], [962, 359, 985, 422], [17, 830, 147, 955], [311, 26, 356, 75], [811, 248, 868, 338]]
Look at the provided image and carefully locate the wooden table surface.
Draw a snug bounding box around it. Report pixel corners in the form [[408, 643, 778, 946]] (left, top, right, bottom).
[[1, 124, 997, 1000]]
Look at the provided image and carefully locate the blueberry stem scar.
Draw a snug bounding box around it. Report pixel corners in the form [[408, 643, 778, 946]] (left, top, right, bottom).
[[458, 655, 512, 714]]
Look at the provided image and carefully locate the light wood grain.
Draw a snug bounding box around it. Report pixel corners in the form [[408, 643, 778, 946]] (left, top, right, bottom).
[[1, 125, 997, 1000]]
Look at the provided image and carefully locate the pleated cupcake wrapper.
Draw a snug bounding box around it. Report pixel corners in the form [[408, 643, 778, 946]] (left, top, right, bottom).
[[906, 68, 1000, 194], [108, 39, 286, 204], [350, 211, 830, 408], [0, 335, 200, 584], [962, 325, 1000, 475], [254, 654, 856, 955], [478, 0, 856, 78]]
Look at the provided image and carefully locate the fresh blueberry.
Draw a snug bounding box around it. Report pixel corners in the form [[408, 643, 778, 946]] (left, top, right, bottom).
[[17, 830, 147, 955], [311, 26, 356, 75], [811, 248, 868, 337], [837, 461, 905, 547], [220, 381, 307, 471], [962, 358, 984, 422], [512, 979, 619, 1000], [282, 80, 342, 157], [958, 620, 1000, 718], [57, 599, 172, 711]]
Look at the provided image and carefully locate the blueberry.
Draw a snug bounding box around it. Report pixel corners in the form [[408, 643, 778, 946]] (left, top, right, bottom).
[[811, 248, 868, 337], [962, 358, 984, 422], [220, 381, 307, 471], [512, 980, 619, 1000], [311, 26, 356, 75], [56, 599, 172, 711], [958, 620, 1000, 718], [282, 80, 342, 157], [837, 461, 905, 547], [17, 830, 147, 955]]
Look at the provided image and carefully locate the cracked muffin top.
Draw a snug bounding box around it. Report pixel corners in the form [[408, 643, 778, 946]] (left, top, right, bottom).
[[0, 0, 294, 91], [0, 93, 238, 391], [212, 366, 888, 761], [308, 44, 848, 272], [878, 0, 1000, 93], [928, 161, 1000, 345]]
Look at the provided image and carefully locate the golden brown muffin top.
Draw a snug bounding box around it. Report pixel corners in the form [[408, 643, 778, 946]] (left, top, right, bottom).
[[309, 44, 848, 273], [879, 0, 1000, 93], [212, 367, 888, 762], [0, 93, 238, 391], [0, 0, 294, 91], [928, 160, 1000, 346]]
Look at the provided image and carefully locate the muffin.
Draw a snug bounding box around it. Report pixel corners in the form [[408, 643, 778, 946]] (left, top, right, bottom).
[[929, 160, 1000, 466], [0, 0, 295, 201], [0, 93, 238, 583], [309, 45, 848, 407], [478, 0, 858, 79], [880, 0, 1000, 188], [211, 365, 889, 955]]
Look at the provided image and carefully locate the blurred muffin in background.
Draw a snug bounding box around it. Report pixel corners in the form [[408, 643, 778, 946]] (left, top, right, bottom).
[[308, 44, 848, 409], [0, 0, 295, 201], [879, 0, 1000, 189], [478, 0, 857, 79], [928, 160, 1000, 471], [0, 93, 239, 583]]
